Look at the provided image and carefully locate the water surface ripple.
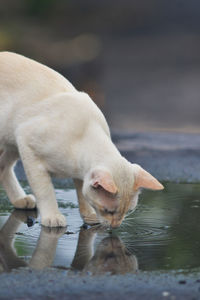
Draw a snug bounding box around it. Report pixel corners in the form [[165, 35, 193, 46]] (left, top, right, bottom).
[[0, 183, 200, 274]]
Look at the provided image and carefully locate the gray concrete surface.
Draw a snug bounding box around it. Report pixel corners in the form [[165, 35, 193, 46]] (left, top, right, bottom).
[[0, 268, 200, 300], [113, 131, 200, 182]]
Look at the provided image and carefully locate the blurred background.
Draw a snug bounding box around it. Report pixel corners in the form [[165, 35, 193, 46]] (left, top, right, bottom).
[[1, 0, 200, 133]]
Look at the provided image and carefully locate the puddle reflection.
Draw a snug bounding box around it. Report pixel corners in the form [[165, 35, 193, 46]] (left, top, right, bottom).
[[1, 183, 200, 274], [0, 210, 66, 272], [0, 210, 37, 272], [0, 210, 137, 274], [71, 227, 138, 275]]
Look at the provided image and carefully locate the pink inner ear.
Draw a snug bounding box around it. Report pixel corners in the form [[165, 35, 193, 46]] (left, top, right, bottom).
[[92, 170, 118, 194], [93, 181, 100, 188], [134, 167, 164, 191]]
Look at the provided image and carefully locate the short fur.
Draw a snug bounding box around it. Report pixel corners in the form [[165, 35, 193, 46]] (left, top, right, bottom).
[[0, 52, 163, 228]]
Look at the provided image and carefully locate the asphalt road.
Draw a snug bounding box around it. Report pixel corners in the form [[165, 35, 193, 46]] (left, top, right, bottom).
[[0, 268, 200, 300]]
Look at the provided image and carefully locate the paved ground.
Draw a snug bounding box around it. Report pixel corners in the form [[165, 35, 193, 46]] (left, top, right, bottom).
[[113, 131, 200, 182], [0, 268, 200, 300]]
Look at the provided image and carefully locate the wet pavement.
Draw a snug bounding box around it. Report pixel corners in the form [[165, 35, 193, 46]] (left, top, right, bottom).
[[1, 183, 200, 274], [1, 268, 200, 300]]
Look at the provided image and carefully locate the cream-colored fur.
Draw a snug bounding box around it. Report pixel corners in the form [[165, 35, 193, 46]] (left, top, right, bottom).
[[0, 52, 163, 228]]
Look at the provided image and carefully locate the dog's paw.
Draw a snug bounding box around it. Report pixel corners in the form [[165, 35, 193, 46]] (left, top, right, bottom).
[[41, 213, 67, 228], [14, 195, 36, 209]]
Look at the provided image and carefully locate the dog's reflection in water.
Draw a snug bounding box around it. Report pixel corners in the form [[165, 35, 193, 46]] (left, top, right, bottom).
[[0, 211, 138, 274]]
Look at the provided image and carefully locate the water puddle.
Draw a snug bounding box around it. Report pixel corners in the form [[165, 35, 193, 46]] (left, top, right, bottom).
[[0, 182, 200, 275]]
